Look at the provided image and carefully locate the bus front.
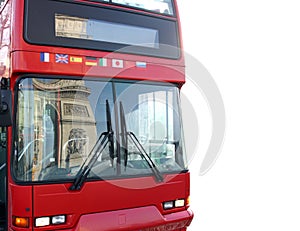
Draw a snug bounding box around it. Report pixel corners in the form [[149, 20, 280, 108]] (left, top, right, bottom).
[[1, 0, 193, 230]]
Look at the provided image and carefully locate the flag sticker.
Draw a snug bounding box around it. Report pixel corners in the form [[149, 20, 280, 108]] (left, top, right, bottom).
[[99, 58, 107, 67], [85, 57, 97, 66], [136, 61, 147, 68], [70, 56, 82, 63], [40, 53, 50, 62], [55, 54, 69, 64], [112, 59, 124, 68]]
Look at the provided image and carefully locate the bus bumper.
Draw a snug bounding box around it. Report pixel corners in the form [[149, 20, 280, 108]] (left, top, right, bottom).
[[71, 206, 194, 231]]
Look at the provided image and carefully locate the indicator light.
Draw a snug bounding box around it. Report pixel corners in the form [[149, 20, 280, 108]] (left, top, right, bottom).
[[13, 216, 29, 228], [186, 196, 190, 207]]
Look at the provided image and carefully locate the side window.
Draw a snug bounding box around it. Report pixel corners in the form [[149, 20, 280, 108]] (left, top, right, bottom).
[[0, 127, 7, 227]]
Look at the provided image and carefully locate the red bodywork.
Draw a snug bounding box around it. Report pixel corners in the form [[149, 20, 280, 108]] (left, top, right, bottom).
[[0, 0, 193, 230]]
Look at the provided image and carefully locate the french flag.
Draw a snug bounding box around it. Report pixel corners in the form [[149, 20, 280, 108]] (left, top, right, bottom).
[[40, 52, 50, 62]]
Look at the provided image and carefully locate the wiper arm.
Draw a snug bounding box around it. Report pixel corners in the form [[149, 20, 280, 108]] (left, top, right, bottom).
[[70, 100, 114, 191], [119, 101, 163, 183], [0, 163, 5, 171]]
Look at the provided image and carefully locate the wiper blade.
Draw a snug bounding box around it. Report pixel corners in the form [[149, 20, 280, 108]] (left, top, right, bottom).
[[119, 101, 163, 183], [70, 100, 114, 191], [106, 100, 115, 166], [128, 132, 164, 183], [69, 132, 109, 191], [119, 102, 128, 169]]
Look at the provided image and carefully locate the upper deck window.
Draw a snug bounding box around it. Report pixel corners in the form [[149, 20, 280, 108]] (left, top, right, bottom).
[[24, 0, 180, 59], [94, 0, 174, 16], [111, 0, 174, 15]]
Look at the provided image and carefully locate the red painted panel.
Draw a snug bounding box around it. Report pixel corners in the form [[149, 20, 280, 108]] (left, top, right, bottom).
[[11, 51, 185, 84], [31, 174, 191, 230], [72, 206, 192, 231], [8, 183, 33, 229]]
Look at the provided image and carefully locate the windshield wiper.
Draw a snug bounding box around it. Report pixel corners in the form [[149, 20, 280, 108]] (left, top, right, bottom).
[[119, 102, 164, 183], [106, 100, 115, 167], [128, 132, 164, 183], [119, 102, 128, 169], [70, 100, 114, 191], [69, 132, 109, 191], [0, 163, 5, 171]]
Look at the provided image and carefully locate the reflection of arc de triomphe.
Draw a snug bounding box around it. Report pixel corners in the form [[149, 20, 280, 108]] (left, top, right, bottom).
[[33, 79, 97, 169]]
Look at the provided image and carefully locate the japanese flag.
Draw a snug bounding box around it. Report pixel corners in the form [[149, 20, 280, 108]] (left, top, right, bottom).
[[112, 59, 124, 68]]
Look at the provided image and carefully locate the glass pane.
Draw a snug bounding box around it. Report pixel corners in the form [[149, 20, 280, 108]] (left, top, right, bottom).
[[15, 78, 114, 181], [115, 82, 186, 174], [55, 14, 159, 48], [112, 0, 174, 15], [14, 78, 186, 182]]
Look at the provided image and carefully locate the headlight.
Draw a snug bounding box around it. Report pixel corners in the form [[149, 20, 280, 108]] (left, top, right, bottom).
[[35, 215, 66, 227], [163, 198, 185, 210], [163, 201, 174, 210], [52, 215, 66, 225], [35, 217, 50, 227]]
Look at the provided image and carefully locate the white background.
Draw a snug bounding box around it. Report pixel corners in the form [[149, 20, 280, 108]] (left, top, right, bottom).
[[178, 0, 300, 230]]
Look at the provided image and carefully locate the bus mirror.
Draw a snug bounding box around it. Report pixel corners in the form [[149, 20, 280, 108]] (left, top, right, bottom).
[[0, 89, 12, 127]]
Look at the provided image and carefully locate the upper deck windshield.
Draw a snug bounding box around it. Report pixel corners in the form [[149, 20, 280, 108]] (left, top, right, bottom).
[[24, 0, 180, 59], [14, 77, 187, 182]]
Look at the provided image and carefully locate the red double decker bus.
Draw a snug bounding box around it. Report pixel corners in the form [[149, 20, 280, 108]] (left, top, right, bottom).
[[0, 0, 193, 230]]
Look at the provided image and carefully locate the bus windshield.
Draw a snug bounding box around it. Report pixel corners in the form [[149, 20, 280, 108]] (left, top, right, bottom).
[[14, 77, 187, 182]]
